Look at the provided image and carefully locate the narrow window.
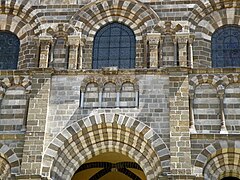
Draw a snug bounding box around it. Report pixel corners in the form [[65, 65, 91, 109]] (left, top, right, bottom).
[[0, 31, 20, 69], [93, 23, 136, 69]]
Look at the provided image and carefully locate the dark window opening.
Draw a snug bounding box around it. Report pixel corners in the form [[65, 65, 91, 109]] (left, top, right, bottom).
[[212, 26, 240, 68], [93, 22, 136, 69], [0, 31, 20, 70]]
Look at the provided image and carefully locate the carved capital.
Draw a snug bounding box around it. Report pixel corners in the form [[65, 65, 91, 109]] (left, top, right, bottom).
[[68, 35, 81, 47], [146, 33, 162, 45], [39, 35, 53, 46], [175, 32, 195, 44]]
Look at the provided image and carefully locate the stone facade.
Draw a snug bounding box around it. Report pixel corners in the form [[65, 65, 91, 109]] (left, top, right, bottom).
[[0, 0, 240, 179]]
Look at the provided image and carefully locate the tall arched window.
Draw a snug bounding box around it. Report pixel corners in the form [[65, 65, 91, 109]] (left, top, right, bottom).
[[93, 23, 136, 69], [212, 26, 240, 67], [0, 31, 20, 70]]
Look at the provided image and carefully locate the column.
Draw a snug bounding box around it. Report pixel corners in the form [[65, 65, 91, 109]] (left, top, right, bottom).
[[188, 36, 194, 68], [218, 88, 228, 134], [78, 40, 84, 69], [146, 33, 161, 68], [189, 92, 196, 133], [172, 37, 178, 66], [38, 35, 52, 68], [68, 35, 81, 69]]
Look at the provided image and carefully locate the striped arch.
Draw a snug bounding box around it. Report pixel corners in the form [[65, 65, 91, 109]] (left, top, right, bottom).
[[204, 153, 240, 179], [189, 74, 220, 93], [189, 0, 240, 33], [189, 73, 240, 94], [42, 113, 170, 179], [80, 75, 139, 92], [0, 0, 41, 41], [0, 143, 21, 176], [0, 75, 32, 95], [70, 0, 160, 39], [194, 140, 240, 177]]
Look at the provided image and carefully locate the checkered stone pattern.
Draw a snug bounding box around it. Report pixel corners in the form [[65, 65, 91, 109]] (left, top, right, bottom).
[[189, 1, 240, 67], [194, 140, 240, 178], [42, 113, 170, 179], [0, 143, 21, 176], [70, 0, 160, 69]]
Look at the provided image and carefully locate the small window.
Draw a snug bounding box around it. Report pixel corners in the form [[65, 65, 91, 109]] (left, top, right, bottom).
[[212, 26, 240, 67], [93, 23, 136, 69], [0, 31, 20, 70]]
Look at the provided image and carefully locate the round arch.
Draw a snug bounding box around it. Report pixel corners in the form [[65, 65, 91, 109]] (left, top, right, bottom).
[[42, 113, 170, 179], [194, 140, 240, 177]]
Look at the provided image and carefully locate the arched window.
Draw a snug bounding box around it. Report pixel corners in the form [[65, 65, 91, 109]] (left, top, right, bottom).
[[0, 31, 20, 70], [93, 23, 136, 69], [212, 26, 240, 67]]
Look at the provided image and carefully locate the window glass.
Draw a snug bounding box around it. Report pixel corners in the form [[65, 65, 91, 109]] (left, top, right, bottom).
[[212, 26, 240, 67], [0, 31, 20, 69], [93, 23, 136, 69]]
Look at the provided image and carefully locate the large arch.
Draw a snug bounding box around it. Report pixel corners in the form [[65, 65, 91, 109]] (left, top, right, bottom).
[[42, 113, 170, 179], [70, 0, 160, 39], [193, 140, 240, 178]]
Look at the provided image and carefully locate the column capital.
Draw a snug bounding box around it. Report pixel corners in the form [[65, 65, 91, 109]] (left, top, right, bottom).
[[67, 35, 83, 47], [39, 35, 53, 45], [174, 32, 195, 44], [145, 33, 162, 45]]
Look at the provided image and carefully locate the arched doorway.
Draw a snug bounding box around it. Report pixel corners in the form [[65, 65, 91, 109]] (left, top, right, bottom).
[[72, 152, 146, 180]]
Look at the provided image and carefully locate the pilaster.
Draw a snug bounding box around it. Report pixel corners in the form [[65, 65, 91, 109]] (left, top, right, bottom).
[[169, 68, 192, 177], [38, 35, 52, 68], [67, 35, 81, 69], [20, 69, 52, 177], [145, 33, 162, 68]]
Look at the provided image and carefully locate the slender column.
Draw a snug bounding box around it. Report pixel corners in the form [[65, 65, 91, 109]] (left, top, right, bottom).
[[159, 38, 164, 67], [188, 36, 194, 68], [146, 33, 161, 68], [80, 91, 85, 108], [68, 35, 80, 69], [99, 90, 103, 108], [116, 92, 120, 108], [189, 92, 196, 133], [135, 91, 139, 107], [173, 38, 178, 66], [21, 93, 30, 132], [218, 89, 228, 134], [38, 35, 52, 68], [78, 40, 84, 69]]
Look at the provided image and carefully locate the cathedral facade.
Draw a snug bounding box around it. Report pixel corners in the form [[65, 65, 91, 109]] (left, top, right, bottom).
[[0, 0, 240, 179]]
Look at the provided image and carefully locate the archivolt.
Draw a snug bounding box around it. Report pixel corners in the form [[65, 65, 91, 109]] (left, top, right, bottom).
[[42, 113, 170, 179], [70, 0, 160, 40]]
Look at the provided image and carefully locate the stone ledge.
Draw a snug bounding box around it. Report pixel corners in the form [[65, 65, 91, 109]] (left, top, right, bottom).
[[190, 133, 240, 140]]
